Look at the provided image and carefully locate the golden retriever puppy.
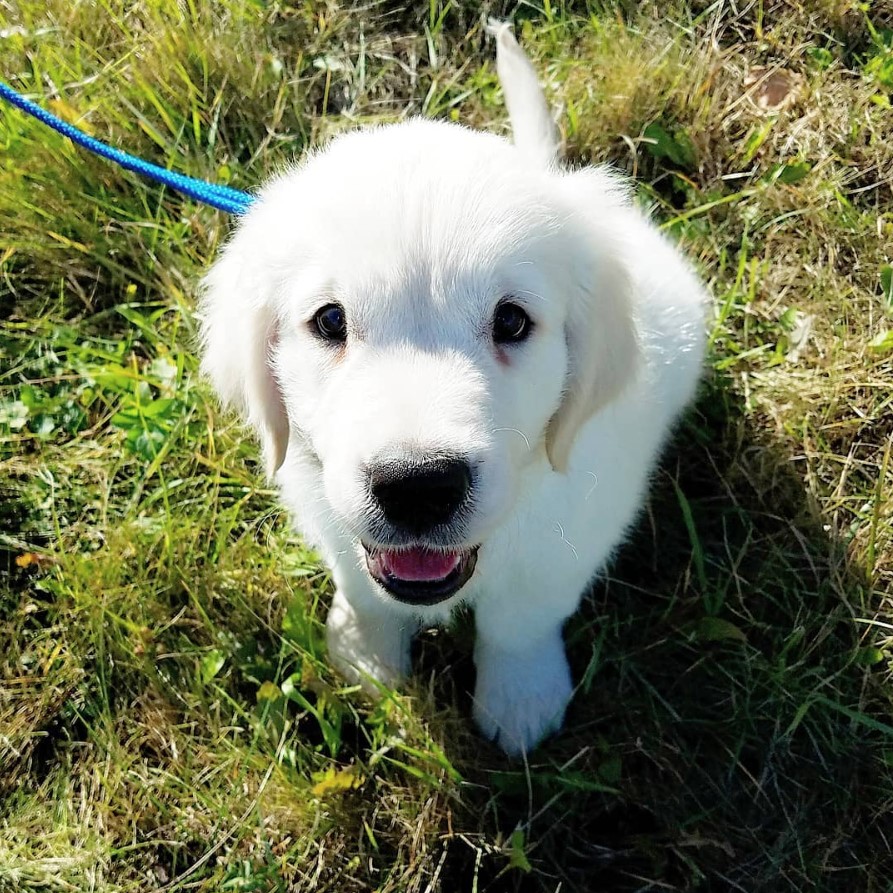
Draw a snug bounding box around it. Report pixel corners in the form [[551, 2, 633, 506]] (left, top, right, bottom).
[[200, 24, 707, 755]]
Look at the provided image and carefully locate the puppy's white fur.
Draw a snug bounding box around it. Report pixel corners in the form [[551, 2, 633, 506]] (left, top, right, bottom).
[[200, 26, 707, 755]]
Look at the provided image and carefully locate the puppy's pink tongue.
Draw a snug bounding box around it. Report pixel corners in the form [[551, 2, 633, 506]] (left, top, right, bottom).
[[381, 548, 461, 582]]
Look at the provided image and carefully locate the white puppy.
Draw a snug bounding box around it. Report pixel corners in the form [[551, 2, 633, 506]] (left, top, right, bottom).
[[200, 24, 707, 755]]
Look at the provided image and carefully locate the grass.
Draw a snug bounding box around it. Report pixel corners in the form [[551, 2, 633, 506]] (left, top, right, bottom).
[[2, 0, 893, 889]]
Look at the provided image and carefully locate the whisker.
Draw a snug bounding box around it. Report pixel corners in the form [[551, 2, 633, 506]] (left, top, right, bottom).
[[553, 521, 579, 560], [509, 285, 547, 303], [585, 472, 599, 500], [493, 426, 532, 451]]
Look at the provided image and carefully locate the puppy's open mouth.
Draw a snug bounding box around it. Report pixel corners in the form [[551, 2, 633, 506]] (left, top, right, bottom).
[[363, 544, 478, 606]]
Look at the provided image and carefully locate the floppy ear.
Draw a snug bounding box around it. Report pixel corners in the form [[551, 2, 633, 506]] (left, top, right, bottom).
[[545, 168, 642, 472], [199, 234, 290, 476]]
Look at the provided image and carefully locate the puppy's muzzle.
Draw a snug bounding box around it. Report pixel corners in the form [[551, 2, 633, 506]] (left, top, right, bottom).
[[368, 456, 472, 536], [364, 456, 478, 605]]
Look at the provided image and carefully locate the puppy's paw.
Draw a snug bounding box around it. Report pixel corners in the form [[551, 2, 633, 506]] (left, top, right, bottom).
[[326, 591, 411, 693], [472, 632, 572, 757]]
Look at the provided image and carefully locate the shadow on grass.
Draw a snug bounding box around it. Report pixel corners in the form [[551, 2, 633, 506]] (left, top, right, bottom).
[[411, 370, 891, 892], [2, 349, 888, 892]]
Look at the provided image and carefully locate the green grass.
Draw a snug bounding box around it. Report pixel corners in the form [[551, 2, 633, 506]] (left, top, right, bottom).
[[2, 1, 893, 890]]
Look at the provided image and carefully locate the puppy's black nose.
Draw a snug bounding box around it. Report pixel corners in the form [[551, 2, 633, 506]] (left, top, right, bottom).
[[369, 457, 472, 535]]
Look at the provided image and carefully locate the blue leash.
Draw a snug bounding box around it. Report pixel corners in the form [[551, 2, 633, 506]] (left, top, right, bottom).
[[0, 79, 254, 215]]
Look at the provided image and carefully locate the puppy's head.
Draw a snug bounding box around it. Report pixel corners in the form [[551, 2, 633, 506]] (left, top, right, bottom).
[[201, 120, 639, 608]]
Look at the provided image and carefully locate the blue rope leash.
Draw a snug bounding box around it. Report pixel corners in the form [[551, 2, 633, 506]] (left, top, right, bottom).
[[0, 79, 254, 215]]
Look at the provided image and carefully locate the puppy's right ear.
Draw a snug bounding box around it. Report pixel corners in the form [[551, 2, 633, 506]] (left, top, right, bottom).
[[199, 233, 289, 476]]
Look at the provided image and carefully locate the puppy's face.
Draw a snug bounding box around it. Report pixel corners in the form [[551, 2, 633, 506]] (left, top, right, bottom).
[[273, 171, 569, 607], [202, 121, 638, 609]]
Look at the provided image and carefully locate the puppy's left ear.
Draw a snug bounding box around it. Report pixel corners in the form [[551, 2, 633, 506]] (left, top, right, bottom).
[[546, 167, 642, 472], [199, 230, 290, 477]]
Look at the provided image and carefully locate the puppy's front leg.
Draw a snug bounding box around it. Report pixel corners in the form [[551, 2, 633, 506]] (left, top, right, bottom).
[[472, 611, 573, 757], [325, 564, 415, 691]]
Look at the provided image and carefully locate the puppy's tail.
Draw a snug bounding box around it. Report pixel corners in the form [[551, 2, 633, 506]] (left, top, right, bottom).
[[486, 20, 560, 168]]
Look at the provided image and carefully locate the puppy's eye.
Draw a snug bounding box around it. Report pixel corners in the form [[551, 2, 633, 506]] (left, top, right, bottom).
[[313, 303, 347, 342], [492, 301, 533, 344]]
